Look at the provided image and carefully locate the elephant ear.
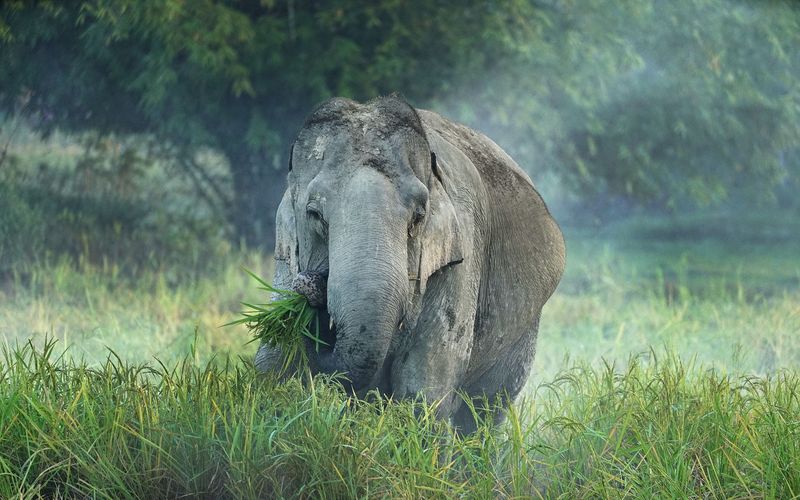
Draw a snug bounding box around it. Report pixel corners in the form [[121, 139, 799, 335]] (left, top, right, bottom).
[[273, 189, 299, 292], [411, 152, 464, 295], [256, 188, 299, 373]]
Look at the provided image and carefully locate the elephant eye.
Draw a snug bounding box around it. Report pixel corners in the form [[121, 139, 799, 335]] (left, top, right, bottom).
[[306, 200, 323, 219], [306, 202, 327, 237], [408, 206, 426, 237], [307, 205, 322, 220]]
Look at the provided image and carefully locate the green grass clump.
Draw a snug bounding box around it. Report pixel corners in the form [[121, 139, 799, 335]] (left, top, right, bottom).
[[227, 270, 325, 372], [1, 340, 799, 498]]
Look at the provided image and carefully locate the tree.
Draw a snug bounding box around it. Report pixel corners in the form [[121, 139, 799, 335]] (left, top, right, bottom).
[[3, 0, 798, 238], [453, 0, 800, 211], [0, 0, 536, 246]]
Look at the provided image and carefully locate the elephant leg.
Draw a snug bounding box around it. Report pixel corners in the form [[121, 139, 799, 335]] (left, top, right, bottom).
[[451, 324, 537, 433], [390, 265, 478, 420], [390, 344, 469, 421]]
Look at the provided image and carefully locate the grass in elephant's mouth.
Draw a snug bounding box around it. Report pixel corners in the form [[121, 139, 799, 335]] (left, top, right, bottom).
[[226, 269, 327, 371]]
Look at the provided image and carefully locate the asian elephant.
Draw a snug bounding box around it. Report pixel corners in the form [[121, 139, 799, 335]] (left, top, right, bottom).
[[255, 96, 565, 432]]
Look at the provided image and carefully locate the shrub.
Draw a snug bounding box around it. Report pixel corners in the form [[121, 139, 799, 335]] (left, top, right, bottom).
[[0, 181, 45, 274]]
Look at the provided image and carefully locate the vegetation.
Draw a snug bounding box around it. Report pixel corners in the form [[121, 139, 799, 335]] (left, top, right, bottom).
[[0, 128, 231, 277], [1, 204, 799, 496], [1, 337, 798, 497], [485, 0, 800, 209], [228, 271, 324, 373], [2, 0, 798, 244], [0, 0, 543, 244]]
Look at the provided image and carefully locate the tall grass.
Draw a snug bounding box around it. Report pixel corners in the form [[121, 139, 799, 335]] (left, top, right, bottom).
[[0, 340, 797, 498], [1, 211, 799, 496]]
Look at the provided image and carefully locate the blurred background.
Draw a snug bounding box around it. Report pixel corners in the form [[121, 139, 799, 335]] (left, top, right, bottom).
[[0, 0, 798, 380]]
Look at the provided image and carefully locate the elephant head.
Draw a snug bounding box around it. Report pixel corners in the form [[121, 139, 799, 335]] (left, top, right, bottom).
[[280, 97, 463, 391]]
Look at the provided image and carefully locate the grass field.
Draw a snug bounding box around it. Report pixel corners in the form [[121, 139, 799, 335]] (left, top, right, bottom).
[[1, 213, 799, 497]]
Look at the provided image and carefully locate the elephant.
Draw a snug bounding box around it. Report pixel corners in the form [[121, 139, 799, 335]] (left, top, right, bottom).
[[255, 96, 565, 432]]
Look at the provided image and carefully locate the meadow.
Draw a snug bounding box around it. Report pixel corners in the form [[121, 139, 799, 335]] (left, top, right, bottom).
[[1, 210, 799, 498]]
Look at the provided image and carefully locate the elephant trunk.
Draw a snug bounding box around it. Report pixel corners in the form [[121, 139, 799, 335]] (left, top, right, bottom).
[[312, 175, 409, 390]]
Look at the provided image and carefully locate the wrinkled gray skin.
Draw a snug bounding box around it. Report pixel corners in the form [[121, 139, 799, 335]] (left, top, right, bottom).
[[255, 96, 565, 432]]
